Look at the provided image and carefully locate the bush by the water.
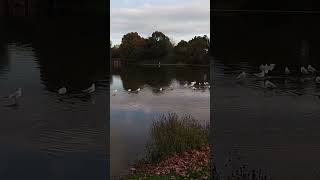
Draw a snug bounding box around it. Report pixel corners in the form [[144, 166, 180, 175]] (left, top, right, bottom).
[[146, 113, 209, 162]]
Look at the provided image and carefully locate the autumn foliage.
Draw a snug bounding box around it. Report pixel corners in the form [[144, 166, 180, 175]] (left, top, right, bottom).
[[111, 31, 210, 65]]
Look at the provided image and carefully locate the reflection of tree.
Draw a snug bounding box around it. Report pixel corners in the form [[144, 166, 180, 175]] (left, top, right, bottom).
[[0, 43, 9, 76], [214, 0, 314, 10], [111, 66, 210, 90], [213, 13, 320, 67], [29, 17, 107, 92]]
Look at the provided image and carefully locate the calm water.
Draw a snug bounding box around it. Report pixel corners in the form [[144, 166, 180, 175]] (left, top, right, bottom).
[[213, 13, 320, 179], [0, 18, 108, 180], [110, 65, 210, 178]]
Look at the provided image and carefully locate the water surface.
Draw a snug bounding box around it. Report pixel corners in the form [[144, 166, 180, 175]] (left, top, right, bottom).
[[213, 13, 320, 180], [110, 65, 210, 178], [0, 17, 108, 180]]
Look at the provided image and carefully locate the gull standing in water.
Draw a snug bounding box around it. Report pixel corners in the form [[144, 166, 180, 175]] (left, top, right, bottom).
[[136, 88, 141, 92], [259, 64, 266, 72], [236, 72, 246, 79], [5, 88, 22, 105], [308, 65, 317, 73], [82, 83, 95, 93], [269, 64, 276, 71], [265, 80, 277, 88], [260, 64, 269, 73], [190, 81, 196, 86], [159, 88, 163, 91], [301, 66, 309, 74], [112, 89, 117, 96], [58, 87, 67, 95], [285, 67, 290, 74], [128, 89, 131, 92], [254, 71, 265, 78]]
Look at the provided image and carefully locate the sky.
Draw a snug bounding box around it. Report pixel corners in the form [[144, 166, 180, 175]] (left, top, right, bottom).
[[111, 0, 210, 45]]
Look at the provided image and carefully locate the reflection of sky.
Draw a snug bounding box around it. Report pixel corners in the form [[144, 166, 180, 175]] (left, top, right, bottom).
[[111, 75, 123, 90], [110, 74, 210, 177]]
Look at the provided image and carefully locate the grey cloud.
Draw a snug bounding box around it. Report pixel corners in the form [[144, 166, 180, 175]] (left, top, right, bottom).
[[111, 1, 210, 44]]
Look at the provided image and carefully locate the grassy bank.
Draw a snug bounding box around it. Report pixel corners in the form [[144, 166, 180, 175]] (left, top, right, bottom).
[[122, 113, 211, 179]]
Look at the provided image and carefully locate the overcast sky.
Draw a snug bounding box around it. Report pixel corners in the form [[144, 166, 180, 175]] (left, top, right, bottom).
[[111, 0, 210, 45]]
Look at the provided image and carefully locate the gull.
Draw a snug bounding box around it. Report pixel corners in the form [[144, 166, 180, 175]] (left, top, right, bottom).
[[58, 87, 67, 95], [82, 83, 95, 93], [7, 88, 22, 99], [301, 66, 309, 74], [184, 83, 188, 87], [285, 67, 290, 74], [128, 89, 131, 92], [316, 77, 320, 84], [259, 64, 266, 71], [159, 88, 163, 91], [112, 89, 117, 96], [190, 81, 196, 86], [199, 82, 201, 85], [308, 65, 317, 73], [254, 71, 265, 78], [136, 88, 141, 92], [269, 64, 276, 71], [236, 72, 246, 79], [5, 88, 22, 105], [288, 90, 303, 96], [259, 64, 269, 73], [265, 80, 277, 88]]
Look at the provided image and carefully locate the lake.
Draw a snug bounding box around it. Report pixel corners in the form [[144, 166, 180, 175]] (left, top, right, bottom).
[[110, 65, 210, 178], [0, 17, 108, 180], [213, 13, 320, 179]]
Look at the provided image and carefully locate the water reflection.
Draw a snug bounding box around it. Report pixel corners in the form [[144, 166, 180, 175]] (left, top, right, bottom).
[[213, 13, 320, 180], [0, 17, 107, 180], [0, 43, 9, 77], [110, 65, 210, 178]]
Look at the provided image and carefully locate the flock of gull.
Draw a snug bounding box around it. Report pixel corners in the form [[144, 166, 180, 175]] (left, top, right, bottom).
[[236, 64, 320, 88], [3, 83, 96, 106], [111, 81, 210, 96]]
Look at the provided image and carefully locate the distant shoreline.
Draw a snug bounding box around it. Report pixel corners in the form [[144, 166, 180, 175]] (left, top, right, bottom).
[[134, 63, 209, 67]]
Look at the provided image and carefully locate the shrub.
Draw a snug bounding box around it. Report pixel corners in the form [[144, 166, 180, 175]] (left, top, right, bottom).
[[146, 113, 209, 162]]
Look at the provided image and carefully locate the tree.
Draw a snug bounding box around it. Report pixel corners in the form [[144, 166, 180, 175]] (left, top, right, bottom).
[[186, 36, 210, 64], [173, 40, 189, 63], [144, 31, 173, 61], [111, 45, 120, 58], [119, 32, 146, 61]]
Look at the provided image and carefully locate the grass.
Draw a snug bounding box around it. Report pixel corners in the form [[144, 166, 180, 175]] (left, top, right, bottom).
[[146, 113, 209, 162]]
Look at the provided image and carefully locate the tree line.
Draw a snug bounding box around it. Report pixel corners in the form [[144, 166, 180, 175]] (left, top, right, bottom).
[[110, 31, 210, 65]]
